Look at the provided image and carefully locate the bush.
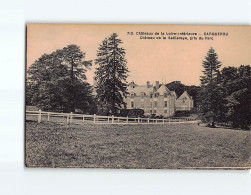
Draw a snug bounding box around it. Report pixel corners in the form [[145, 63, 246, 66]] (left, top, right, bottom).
[[119, 109, 144, 117], [174, 110, 191, 117]]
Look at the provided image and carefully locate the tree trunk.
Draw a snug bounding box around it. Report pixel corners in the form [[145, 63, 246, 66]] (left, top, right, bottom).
[[112, 37, 116, 115], [70, 58, 76, 112]]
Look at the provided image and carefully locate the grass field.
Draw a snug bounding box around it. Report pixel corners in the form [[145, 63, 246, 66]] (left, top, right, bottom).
[[25, 121, 251, 169]]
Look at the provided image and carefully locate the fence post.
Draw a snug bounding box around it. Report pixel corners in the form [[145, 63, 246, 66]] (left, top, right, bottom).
[[148, 118, 149, 123], [94, 114, 96, 123], [67, 114, 69, 124], [126, 116, 128, 123], [118, 118, 120, 123], [83, 116, 85, 123], [47, 112, 50, 122], [138, 117, 140, 124], [112, 115, 114, 124], [38, 109, 42, 123], [169, 117, 170, 124], [108, 117, 109, 123], [70, 112, 73, 124]]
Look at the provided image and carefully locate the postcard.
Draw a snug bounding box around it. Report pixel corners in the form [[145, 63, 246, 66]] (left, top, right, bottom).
[[25, 24, 251, 169]]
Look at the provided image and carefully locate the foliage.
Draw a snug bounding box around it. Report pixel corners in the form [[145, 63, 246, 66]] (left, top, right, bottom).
[[198, 47, 224, 127], [174, 110, 191, 117], [94, 33, 129, 115], [186, 85, 201, 107], [165, 81, 200, 107], [27, 44, 96, 113], [119, 109, 144, 117], [165, 81, 185, 97], [198, 47, 250, 129], [200, 47, 222, 85], [220, 65, 251, 129]]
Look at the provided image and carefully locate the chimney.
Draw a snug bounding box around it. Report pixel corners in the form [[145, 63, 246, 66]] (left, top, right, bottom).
[[155, 81, 159, 90], [146, 81, 150, 87]]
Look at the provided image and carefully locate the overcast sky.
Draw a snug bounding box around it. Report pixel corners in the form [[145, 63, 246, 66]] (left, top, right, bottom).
[[27, 24, 251, 86]]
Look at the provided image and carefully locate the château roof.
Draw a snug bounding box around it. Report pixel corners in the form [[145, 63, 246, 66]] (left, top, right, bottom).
[[127, 82, 176, 97], [128, 85, 154, 96], [156, 85, 171, 95]]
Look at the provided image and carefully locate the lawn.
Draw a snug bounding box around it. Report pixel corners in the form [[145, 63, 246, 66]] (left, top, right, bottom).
[[25, 121, 251, 169]]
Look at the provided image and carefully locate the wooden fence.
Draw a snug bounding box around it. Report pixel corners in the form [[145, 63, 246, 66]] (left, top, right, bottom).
[[26, 110, 199, 125]]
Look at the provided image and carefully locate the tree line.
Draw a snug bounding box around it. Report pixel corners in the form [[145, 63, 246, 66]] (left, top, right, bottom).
[[26, 33, 128, 115], [26, 34, 250, 129], [198, 47, 250, 129]]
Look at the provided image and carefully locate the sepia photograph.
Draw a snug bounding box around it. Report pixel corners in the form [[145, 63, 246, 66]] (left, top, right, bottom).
[[25, 24, 251, 169]]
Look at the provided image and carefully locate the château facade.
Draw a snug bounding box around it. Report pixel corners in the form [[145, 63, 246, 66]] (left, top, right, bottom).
[[175, 91, 194, 111], [124, 81, 193, 117]]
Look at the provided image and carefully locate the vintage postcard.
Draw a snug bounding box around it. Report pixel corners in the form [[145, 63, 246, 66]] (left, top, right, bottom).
[[25, 24, 251, 169]]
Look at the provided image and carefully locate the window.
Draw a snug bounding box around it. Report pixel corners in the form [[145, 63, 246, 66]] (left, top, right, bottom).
[[131, 93, 134, 98], [150, 110, 152, 114], [154, 101, 157, 107], [154, 93, 158, 98], [164, 93, 167, 98], [164, 110, 167, 113], [150, 93, 153, 98], [154, 110, 157, 114], [164, 101, 168, 107], [141, 92, 144, 99], [131, 101, 134, 108]]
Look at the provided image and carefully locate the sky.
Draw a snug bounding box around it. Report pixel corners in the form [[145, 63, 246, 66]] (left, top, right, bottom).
[[27, 24, 251, 86]]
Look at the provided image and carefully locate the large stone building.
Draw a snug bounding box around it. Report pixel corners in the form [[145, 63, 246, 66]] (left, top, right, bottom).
[[175, 91, 194, 111], [124, 81, 193, 117]]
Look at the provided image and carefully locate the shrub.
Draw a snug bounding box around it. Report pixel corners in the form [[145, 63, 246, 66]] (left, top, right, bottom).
[[174, 110, 191, 117], [119, 109, 144, 117]]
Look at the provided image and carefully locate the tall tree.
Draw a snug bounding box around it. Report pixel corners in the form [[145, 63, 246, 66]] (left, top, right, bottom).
[[27, 45, 94, 113], [94, 33, 129, 115], [221, 65, 251, 129], [198, 47, 224, 127], [60, 45, 92, 112]]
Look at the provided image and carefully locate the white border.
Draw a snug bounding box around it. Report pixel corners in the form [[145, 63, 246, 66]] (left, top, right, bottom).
[[0, 0, 250, 194]]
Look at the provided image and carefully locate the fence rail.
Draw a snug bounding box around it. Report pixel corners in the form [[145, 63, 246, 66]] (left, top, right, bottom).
[[26, 110, 199, 125]]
